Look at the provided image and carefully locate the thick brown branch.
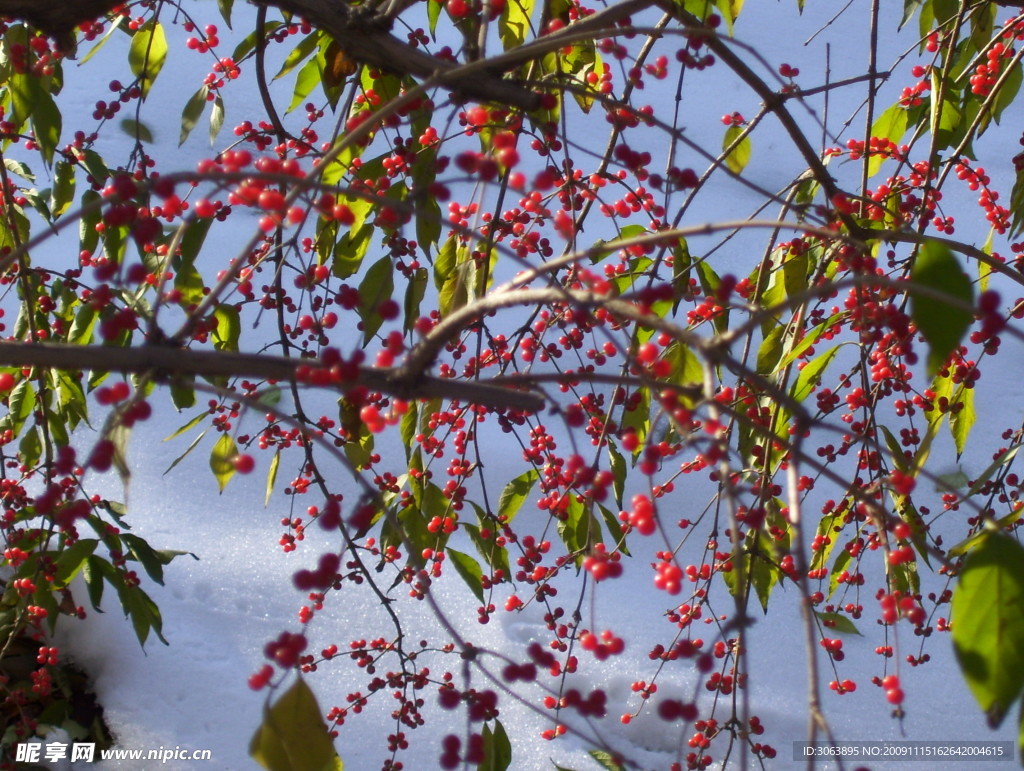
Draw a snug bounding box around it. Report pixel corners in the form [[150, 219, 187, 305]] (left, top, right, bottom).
[[0, 342, 543, 412], [250, 0, 539, 109], [0, 0, 540, 109], [0, 0, 114, 49]]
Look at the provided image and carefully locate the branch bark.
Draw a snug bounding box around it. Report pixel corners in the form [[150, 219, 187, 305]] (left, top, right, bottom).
[[250, 0, 540, 110], [0, 342, 544, 412], [0, 0, 540, 109]]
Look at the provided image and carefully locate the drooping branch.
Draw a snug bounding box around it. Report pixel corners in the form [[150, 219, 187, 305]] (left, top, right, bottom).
[[0, 342, 544, 412]]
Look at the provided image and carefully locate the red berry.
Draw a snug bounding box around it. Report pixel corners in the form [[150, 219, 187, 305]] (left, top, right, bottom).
[[886, 688, 905, 705], [233, 453, 256, 474]]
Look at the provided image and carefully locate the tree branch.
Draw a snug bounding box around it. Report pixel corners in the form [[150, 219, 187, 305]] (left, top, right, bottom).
[[0, 342, 544, 412], [0, 0, 541, 109], [250, 0, 540, 109]]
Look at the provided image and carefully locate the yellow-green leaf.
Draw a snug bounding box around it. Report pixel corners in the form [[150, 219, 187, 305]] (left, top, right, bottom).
[[723, 125, 751, 174], [250, 677, 344, 771], [210, 433, 237, 492], [213, 304, 241, 352], [499, 0, 535, 50], [265, 450, 280, 506], [867, 103, 907, 178], [791, 345, 840, 403], [129, 20, 168, 98], [498, 470, 538, 522]]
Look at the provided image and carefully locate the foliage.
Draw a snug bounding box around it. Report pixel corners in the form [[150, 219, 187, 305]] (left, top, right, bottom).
[[0, 0, 1022, 768]]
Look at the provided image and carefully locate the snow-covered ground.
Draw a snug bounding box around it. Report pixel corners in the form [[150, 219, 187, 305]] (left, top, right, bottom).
[[48, 407, 1020, 770]]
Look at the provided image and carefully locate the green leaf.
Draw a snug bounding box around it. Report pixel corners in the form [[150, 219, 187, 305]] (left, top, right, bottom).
[[399, 402, 419, 460], [695, 260, 729, 333], [79, 17, 123, 64], [756, 324, 787, 375], [53, 539, 98, 588], [813, 611, 862, 636], [30, 85, 61, 166], [965, 445, 1023, 501], [212, 304, 241, 352], [50, 160, 76, 218], [446, 548, 484, 603], [171, 382, 197, 410], [952, 532, 1024, 728], [948, 509, 1024, 559], [288, 55, 322, 114], [791, 345, 840, 403], [339, 397, 374, 469], [991, 59, 1022, 128], [439, 260, 471, 317], [434, 234, 458, 289], [120, 584, 168, 647], [890, 554, 919, 595], [120, 118, 154, 144], [276, 32, 321, 80], [218, 0, 235, 27], [722, 125, 752, 174], [80, 188, 103, 254], [499, 0, 535, 50], [910, 240, 974, 376], [129, 20, 168, 98], [948, 383, 975, 457], [250, 677, 344, 771], [122, 532, 188, 586], [19, 426, 41, 468], [210, 433, 238, 492], [8, 376, 43, 436], [498, 470, 538, 522], [9, 72, 38, 131], [620, 386, 650, 453], [902, 0, 923, 28], [608, 443, 626, 508], [880, 424, 911, 472], [83, 554, 114, 611], [481, 720, 512, 771], [404, 267, 428, 334], [164, 411, 206, 441], [1010, 168, 1024, 239], [828, 548, 852, 598], [588, 750, 626, 771], [210, 93, 225, 144], [810, 512, 841, 573], [357, 257, 395, 344], [108, 424, 132, 487], [180, 85, 210, 145], [332, 221, 375, 278], [428, 0, 442, 34], [3, 159, 33, 183]]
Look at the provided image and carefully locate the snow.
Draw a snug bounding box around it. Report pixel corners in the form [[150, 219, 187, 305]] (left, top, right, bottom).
[[44, 401, 1018, 770]]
